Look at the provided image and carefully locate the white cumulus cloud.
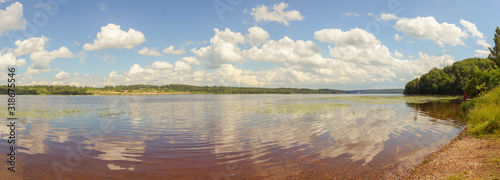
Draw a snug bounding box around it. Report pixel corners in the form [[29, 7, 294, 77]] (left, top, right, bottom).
[[314, 28, 381, 48], [394, 16, 467, 47], [245, 36, 325, 68], [245, 26, 270, 47], [380, 13, 398, 21], [460, 19, 483, 38], [12, 36, 49, 56], [162, 45, 186, 55], [180, 57, 201, 65], [138, 47, 161, 56], [0, 2, 26, 35], [0, 53, 26, 69], [460, 19, 490, 49], [475, 50, 490, 57], [83, 23, 146, 51], [55, 71, 70, 79], [192, 28, 246, 68], [393, 50, 403, 58], [30, 47, 74, 69], [150, 61, 174, 70], [250, 2, 304, 26]]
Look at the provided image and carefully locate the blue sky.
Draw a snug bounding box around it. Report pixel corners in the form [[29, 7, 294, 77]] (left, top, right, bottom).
[[0, 0, 498, 90]]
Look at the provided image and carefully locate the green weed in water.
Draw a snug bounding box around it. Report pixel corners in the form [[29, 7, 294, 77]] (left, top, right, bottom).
[[248, 103, 351, 115]]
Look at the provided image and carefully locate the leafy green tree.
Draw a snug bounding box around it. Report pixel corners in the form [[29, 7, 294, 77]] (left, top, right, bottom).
[[489, 27, 500, 67]]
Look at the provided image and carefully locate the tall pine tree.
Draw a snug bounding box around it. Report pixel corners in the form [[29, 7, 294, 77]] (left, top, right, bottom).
[[488, 27, 500, 67]]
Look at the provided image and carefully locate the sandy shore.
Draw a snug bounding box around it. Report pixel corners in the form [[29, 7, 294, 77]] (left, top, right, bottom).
[[408, 129, 500, 179]]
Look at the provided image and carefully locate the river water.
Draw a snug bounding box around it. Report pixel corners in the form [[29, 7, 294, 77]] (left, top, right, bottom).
[[0, 94, 466, 179]]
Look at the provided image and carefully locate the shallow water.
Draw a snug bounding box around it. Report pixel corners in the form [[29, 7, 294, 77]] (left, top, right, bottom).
[[0, 94, 466, 179]]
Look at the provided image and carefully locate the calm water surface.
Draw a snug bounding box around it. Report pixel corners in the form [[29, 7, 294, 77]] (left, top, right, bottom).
[[0, 94, 466, 179]]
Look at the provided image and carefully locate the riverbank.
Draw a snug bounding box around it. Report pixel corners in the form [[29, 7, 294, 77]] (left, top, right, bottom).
[[408, 129, 500, 179], [408, 86, 500, 179]]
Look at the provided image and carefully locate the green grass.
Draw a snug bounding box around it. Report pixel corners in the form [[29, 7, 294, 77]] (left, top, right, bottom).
[[464, 86, 500, 137], [447, 171, 469, 180], [486, 156, 500, 178]]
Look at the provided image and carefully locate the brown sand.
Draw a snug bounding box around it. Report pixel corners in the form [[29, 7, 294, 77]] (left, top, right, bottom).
[[408, 129, 500, 179]]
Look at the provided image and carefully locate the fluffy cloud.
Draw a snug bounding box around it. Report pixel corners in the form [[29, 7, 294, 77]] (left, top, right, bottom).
[[92, 25, 459, 88], [55, 71, 70, 79], [476, 39, 490, 49], [83, 23, 146, 51], [394, 16, 467, 46], [330, 44, 393, 65], [0, 53, 26, 69], [315, 28, 454, 80], [30, 47, 74, 70], [393, 50, 403, 58], [245, 26, 270, 47], [162, 45, 186, 55], [380, 13, 398, 21], [8, 35, 74, 75], [460, 19, 490, 49], [475, 50, 490, 57], [0, 2, 26, 35], [180, 57, 201, 65], [12, 36, 49, 56], [150, 61, 174, 70], [105, 59, 200, 85], [393, 53, 455, 77], [460, 19, 483, 38], [174, 61, 191, 72], [314, 28, 381, 48], [192, 28, 246, 68], [26, 67, 52, 75], [213, 64, 267, 86], [245, 36, 325, 68], [138, 47, 161, 56], [250, 2, 303, 26]]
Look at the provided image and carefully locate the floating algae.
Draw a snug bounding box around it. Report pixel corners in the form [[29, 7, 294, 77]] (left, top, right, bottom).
[[0, 107, 89, 124], [244, 102, 351, 115]]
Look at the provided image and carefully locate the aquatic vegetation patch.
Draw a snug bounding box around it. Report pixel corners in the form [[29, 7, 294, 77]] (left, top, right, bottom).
[[325, 95, 461, 104], [244, 102, 351, 115], [0, 107, 89, 123]]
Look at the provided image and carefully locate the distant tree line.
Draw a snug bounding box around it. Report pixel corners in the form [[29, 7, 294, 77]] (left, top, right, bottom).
[[0, 85, 92, 95], [0, 84, 347, 95]]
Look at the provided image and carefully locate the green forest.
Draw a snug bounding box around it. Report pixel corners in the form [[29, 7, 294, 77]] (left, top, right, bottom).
[[404, 27, 500, 97]]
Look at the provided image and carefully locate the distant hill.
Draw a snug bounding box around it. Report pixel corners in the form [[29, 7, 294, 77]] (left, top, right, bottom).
[[347, 89, 404, 94]]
